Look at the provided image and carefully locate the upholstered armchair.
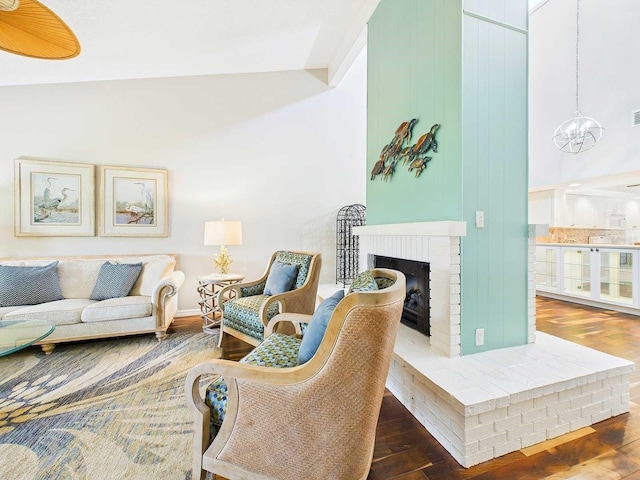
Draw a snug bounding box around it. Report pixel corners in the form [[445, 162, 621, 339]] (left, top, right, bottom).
[[185, 268, 406, 480], [216, 250, 321, 347]]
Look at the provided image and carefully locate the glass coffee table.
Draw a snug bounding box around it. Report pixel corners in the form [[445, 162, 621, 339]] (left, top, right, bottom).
[[0, 319, 55, 356]]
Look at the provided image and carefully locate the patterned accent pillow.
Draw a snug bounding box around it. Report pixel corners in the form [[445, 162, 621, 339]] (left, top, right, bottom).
[[0, 262, 63, 307], [264, 261, 298, 296], [347, 270, 379, 294], [90, 262, 143, 301]]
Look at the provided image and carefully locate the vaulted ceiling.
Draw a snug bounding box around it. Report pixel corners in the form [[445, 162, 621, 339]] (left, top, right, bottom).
[[0, 0, 380, 87]]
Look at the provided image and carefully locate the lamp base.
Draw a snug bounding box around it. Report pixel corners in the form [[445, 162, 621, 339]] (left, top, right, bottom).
[[213, 245, 233, 275]]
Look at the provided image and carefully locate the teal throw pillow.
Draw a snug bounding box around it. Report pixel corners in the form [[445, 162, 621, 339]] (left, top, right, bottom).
[[348, 270, 379, 294], [297, 289, 344, 364], [0, 262, 63, 307], [264, 261, 298, 296], [90, 262, 143, 301]]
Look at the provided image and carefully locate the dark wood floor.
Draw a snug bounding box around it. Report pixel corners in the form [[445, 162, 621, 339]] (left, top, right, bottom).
[[172, 297, 640, 479]]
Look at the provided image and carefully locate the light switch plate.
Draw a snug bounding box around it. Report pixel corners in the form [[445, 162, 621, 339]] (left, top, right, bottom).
[[475, 211, 485, 228], [475, 328, 485, 346]]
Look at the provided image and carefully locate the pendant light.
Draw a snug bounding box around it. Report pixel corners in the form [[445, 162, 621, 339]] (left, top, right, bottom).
[[553, 0, 603, 154]]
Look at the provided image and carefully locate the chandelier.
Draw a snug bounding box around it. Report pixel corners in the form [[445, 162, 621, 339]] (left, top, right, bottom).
[[553, 0, 603, 154]]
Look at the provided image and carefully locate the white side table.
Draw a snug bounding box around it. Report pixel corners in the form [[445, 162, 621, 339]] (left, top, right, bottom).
[[197, 273, 244, 334]]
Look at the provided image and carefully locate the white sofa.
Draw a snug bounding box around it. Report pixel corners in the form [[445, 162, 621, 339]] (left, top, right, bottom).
[[0, 254, 185, 354]]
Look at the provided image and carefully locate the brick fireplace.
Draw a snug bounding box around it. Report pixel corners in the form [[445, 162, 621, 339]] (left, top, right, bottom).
[[353, 221, 633, 467]]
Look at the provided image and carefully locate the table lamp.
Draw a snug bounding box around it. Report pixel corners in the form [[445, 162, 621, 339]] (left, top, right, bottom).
[[204, 220, 243, 274]]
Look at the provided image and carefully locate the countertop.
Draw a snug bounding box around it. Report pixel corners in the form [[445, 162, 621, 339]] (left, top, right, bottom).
[[537, 243, 640, 249]]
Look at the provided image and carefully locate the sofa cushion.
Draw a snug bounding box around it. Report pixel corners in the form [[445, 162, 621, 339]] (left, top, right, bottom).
[[128, 255, 176, 296], [0, 306, 24, 318], [90, 262, 143, 301], [264, 261, 298, 296], [57, 260, 107, 299], [298, 289, 344, 364], [0, 262, 64, 307], [4, 299, 94, 325], [81, 296, 152, 323]]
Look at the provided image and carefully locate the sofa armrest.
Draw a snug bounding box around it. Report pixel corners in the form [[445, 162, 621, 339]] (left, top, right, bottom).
[[152, 270, 185, 328]]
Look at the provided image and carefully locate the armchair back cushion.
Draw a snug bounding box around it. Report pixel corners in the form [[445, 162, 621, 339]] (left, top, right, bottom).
[[274, 251, 313, 289]]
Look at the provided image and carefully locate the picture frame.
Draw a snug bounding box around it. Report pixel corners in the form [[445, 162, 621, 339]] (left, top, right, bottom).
[[14, 157, 95, 237], [98, 166, 168, 237]]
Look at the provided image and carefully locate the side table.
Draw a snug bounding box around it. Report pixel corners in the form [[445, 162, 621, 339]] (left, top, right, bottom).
[[197, 273, 244, 334]]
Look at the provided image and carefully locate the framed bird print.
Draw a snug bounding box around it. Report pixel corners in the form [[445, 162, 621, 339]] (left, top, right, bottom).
[[98, 166, 168, 237], [14, 157, 95, 237]]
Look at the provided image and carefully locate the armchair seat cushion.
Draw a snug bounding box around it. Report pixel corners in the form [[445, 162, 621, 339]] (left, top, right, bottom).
[[222, 294, 280, 342], [205, 333, 301, 435]]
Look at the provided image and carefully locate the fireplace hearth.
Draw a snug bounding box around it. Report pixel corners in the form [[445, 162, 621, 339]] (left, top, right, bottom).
[[372, 255, 430, 336]]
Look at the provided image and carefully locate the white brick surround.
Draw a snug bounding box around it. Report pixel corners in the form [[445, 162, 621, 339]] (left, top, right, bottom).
[[354, 221, 467, 357], [353, 221, 634, 467]]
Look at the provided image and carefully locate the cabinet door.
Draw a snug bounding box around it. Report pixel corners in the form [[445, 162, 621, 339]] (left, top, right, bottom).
[[535, 246, 558, 290], [598, 249, 636, 306], [562, 248, 592, 297]]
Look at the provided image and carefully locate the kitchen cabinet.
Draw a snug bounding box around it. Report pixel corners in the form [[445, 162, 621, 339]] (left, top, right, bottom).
[[535, 245, 639, 310]]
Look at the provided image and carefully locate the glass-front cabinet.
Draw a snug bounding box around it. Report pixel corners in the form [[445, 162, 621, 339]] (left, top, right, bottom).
[[535, 246, 558, 289], [562, 247, 592, 298], [599, 249, 636, 305], [535, 245, 639, 309]]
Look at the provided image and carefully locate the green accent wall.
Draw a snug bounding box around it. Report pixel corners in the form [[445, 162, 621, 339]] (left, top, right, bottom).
[[367, 0, 462, 225], [367, 0, 529, 354]]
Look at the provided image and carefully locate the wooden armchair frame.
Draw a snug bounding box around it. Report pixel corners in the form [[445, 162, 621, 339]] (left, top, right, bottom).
[[215, 250, 321, 347], [185, 268, 406, 480]]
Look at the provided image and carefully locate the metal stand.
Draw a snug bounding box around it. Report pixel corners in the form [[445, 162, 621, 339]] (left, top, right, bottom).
[[336, 204, 366, 286]]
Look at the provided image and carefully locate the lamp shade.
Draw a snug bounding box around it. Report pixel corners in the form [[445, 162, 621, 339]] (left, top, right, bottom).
[[204, 220, 242, 246]]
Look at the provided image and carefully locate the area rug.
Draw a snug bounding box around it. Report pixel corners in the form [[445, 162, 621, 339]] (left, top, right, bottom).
[[0, 332, 221, 480]]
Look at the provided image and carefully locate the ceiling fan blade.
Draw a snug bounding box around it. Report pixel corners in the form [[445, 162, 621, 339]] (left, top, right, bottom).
[[0, 0, 80, 59]]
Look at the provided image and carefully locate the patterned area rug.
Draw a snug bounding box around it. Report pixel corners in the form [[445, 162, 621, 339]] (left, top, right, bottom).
[[0, 332, 221, 480]]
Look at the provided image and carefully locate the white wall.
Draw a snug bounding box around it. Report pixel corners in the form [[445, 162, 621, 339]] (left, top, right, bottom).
[[529, 0, 640, 188], [0, 51, 367, 314]]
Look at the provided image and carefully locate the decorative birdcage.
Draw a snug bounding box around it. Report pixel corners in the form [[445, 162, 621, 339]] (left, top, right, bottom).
[[336, 204, 366, 286]]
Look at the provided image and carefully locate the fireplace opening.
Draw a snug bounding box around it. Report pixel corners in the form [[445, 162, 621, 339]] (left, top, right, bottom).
[[372, 255, 430, 336]]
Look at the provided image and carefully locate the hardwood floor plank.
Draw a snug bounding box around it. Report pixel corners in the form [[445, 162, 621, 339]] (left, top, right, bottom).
[[520, 427, 596, 456], [541, 450, 640, 480]]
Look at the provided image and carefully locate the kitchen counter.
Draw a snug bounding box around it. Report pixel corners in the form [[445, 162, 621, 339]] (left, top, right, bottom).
[[537, 242, 640, 249]]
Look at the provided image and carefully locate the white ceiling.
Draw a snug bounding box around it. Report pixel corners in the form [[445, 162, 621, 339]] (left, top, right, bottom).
[[0, 0, 380, 87], [0, 0, 556, 88]]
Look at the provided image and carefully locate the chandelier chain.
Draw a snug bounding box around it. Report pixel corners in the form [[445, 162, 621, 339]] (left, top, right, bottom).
[[575, 0, 580, 113]]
